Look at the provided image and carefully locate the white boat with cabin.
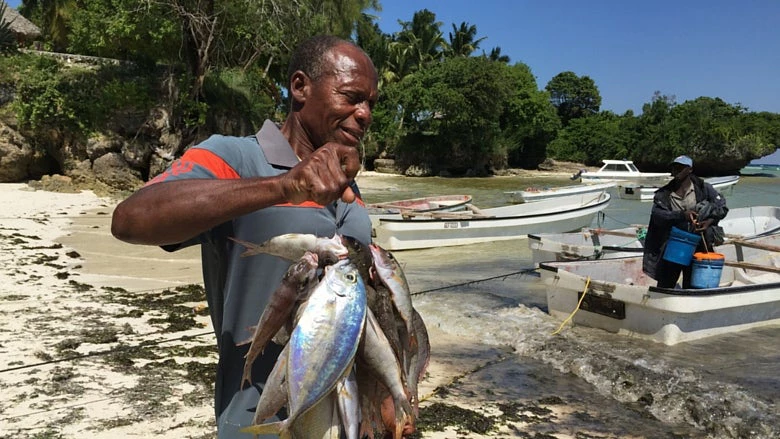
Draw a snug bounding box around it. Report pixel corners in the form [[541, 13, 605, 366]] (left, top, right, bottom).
[[539, 233, 780, 345], [577, 160, 671, 185], [504, 182, 616, 204], [372, 192, 611, 251], [528, 205, 780, 264], [617, 175, 740, 201]]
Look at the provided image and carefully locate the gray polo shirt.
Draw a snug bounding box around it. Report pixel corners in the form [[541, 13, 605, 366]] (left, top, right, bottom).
[[151, 120, 371, 437]]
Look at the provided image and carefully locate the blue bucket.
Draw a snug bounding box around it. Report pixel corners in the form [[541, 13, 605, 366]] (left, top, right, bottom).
[[662, 226, 701, 266], [690, 252, 725, 289]]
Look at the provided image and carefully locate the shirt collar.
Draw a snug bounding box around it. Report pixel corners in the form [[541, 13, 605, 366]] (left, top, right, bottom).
[[255, 120, 299, 168]]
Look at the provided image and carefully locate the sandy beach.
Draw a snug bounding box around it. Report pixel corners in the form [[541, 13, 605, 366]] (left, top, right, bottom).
[[1, 175, 630, 439]]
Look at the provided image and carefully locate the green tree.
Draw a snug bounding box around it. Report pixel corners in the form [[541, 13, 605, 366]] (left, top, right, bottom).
[[0, 2, 17, 54], [545, 71, 601, 126], [500, 63, 559, 168], [548, 111, 632, 165], [20, 0, 74, 52], [444, 21, 485, 57], [385, 56, 513, 174], [484, 46, 510, 63], [392, 9, 446, 76]]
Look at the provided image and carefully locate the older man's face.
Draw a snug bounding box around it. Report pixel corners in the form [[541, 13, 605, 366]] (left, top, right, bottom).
[[298, 44, 379, 149]]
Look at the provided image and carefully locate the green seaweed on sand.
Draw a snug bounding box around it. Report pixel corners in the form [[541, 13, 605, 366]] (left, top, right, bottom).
[[409, 402, 496, 437], [110, 284, 208, 332]]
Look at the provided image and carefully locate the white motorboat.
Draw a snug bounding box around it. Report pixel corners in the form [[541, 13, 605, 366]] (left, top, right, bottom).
[[577, 160, 671, 185], [617, 175, 740, 201], [504, 182, 616, 204], [372, 192, 611, 251], [540, 233, 780, 345]]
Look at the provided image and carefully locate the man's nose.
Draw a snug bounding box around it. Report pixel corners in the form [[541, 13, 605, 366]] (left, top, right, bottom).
[[355, 101, 372, 127]]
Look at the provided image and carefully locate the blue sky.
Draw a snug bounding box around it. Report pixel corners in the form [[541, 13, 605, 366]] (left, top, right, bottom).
[[371, 1, 779, 116], [6, 1, 779, 116]]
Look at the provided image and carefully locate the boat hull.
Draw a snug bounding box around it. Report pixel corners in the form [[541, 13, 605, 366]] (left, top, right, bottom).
[[617, 175, 740, 201], [505, 182, 615, 203], [540, 234, 780, 345], [528, 205, 780, 264], [374, 193, 611, 250]]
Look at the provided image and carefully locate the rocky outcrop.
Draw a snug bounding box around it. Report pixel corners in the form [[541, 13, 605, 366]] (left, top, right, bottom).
[[0, 123, 57, 182], [0, 104, 181, 190]]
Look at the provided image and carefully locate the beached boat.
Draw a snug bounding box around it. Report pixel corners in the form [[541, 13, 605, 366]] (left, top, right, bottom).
[[617, 175, 740, 201], [372, 192, 611, 251], [504, 182, 615, 204], [576, 160, 671, 185], [529, 226, 647, 264], [539, 233, 780, 345], [366, 194, 472, 214], [528, 205, 780, 264]]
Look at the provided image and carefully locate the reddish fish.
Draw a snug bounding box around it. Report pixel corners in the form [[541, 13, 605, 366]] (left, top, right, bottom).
[[238, 251, 318, 389]]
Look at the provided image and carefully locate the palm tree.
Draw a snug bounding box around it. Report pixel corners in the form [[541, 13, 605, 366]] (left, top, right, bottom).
[[445, 21, 485, 57], [486, 46, 510, 63], [394, 9, 445, 73], [0, 2, 17, 54], [20, 0, 74, 52]]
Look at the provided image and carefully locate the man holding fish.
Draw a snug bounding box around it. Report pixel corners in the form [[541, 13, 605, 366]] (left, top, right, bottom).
[[112, 35, 416, 437]]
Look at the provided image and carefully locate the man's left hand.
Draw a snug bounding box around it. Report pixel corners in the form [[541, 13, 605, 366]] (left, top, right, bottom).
[[694, 218, 714, 232]]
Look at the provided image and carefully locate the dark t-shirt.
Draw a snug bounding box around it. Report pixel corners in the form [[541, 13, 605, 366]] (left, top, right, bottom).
[[148, 120, 371, 437]]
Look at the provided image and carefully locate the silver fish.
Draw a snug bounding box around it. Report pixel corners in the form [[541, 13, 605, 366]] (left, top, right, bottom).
[[336, 367, 361, 439], [231, 233, 348, 264], [241, 259, 367, 438]]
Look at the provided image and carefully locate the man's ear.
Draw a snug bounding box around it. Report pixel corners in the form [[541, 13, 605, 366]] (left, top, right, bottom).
[[290, 70, 309, 104]]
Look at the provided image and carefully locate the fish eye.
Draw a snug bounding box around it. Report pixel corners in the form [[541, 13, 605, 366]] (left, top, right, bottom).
[[346, 273, 357, 283]]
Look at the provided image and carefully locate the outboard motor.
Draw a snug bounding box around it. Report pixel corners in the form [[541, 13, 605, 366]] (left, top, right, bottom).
[[570, 169, 585, 180]]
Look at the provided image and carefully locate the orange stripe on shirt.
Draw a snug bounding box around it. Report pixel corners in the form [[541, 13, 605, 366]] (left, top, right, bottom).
[[181, 148, 240, 179], [145, 148, 239, 186], [276, 196, 365, 208]]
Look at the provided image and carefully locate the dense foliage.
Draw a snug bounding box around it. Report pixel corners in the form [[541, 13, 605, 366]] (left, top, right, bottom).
[[2, 1, 779, 176]]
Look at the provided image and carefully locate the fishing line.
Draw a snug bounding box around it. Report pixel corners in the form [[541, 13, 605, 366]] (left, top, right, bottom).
[[0, 330, 214, 374], [410, 268, 539, 296], [0, 396, 119, 422]]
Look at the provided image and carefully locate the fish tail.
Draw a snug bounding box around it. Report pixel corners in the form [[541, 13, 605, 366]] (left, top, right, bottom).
[[240, 420, 286, 437]]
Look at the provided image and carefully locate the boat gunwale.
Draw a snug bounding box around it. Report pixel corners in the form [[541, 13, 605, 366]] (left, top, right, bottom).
[[538, 261, 780, 297], [378, 194, 611, 224]]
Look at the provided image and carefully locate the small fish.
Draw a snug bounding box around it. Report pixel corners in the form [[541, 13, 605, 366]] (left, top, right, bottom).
[[358, 308, 414, 439], [238, 251, 318, 389], [241, 259, 367, 438], [252, 343, 289, 425], [231, 233, 348, 264], [336, 367, 361, 439], [369, 244, 417, 350], [406, 309, 430, 415]]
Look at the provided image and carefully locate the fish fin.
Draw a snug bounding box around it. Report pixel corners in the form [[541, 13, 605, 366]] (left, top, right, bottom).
[[235, 328, 256, 347], [240, 420, 286, 436]]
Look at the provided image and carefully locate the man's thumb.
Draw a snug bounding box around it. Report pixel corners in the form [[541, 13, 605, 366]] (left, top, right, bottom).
[[341, 186, 356, 203]]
